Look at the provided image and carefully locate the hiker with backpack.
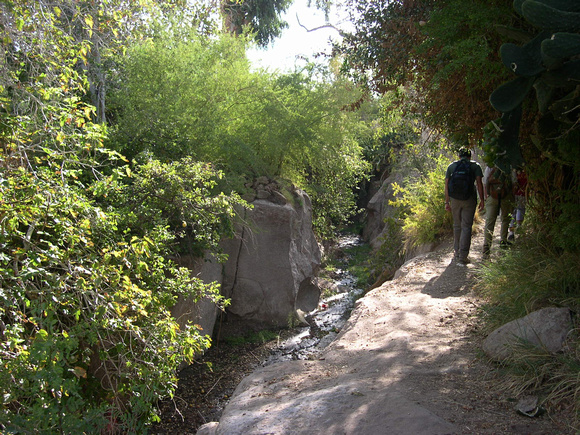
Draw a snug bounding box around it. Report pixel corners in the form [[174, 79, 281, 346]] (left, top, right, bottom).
[[445, 148, 485, 265], [482, 165, 515, 259]]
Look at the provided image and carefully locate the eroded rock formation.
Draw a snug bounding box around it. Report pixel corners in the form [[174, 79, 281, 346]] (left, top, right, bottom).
[[172, 181, 321, 338], [220, 187, 321, 332]]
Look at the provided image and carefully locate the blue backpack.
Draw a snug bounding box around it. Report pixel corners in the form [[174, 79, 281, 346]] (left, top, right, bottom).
[[448, 160, 474, 200]]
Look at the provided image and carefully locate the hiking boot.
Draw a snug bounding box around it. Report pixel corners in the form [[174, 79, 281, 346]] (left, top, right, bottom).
[[457, 257, 471, 265], [508, 233, 515, 242]]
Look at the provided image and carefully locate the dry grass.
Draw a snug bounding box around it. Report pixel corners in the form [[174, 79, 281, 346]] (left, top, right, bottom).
[[475, 229, 580, 430]]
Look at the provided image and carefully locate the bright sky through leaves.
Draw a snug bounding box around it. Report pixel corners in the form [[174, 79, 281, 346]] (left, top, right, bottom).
[[247, 0, 350, 71]]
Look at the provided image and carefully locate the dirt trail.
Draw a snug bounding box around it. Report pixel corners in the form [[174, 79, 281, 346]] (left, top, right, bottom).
[[201, 229, 573, 434]]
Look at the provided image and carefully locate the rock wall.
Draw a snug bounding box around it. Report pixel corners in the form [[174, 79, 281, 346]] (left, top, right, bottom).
[[363, 172, 403, 250], [220, 189, 321, 332], [172, 185, 322, 338]]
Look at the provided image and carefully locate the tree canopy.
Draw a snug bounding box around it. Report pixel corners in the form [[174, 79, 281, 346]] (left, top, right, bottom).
[[108, 25, 371, 236], [337, 0, 580, 251], [0, 0, 375, 430], [222, 0, 293, 46]]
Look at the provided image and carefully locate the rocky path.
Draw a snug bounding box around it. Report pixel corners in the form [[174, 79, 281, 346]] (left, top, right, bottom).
[[198, 230, 573, 434]]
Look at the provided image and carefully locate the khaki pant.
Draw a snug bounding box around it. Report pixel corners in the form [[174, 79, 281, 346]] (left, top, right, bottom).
[[483, 194, 514, 254], [450, 196, 477, 261]]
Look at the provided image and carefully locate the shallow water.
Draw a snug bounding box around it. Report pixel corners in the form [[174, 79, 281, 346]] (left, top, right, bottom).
[[263, 234, 365, 365]]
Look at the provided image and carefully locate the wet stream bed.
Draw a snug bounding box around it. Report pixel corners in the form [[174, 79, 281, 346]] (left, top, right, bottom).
[[263, 234, 365, 365], [153, 234, 367, 434]]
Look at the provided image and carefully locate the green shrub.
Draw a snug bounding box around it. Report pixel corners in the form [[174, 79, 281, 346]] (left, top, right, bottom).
[[0, 164, 237, 433], [476, 223, 580, 331], [109, 27, 372, 240], [390, 155, 453, 250]]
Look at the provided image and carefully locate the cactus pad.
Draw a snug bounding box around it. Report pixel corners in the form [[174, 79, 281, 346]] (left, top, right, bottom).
[[522, 1, 580, 32], [490, 76, 535, 113], [541, 32, 580, 59]]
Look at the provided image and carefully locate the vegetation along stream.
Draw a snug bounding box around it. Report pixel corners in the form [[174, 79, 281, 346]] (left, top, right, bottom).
[[152, 234, 368, 434], [4, 1, 579, 432]]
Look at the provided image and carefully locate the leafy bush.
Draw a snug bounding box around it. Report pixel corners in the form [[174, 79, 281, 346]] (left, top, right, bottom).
[[103, 157, 248, 258], [109, 28, 372, 239], [0, 164, 238, 432], [390, 155, 453, 250], [476, 219, 580, 330]]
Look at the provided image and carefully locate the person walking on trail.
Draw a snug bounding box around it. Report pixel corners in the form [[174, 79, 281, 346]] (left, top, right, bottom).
[[508, 165, 527, 241], [445, 148, 485, 265], [482, 165, 514, 258]]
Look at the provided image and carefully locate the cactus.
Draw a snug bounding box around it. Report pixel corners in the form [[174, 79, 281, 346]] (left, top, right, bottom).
[[499, 31, 549, 76], [541, 59, 580, 86], [488, 0, 580, 169], [549, 87, 580, 124], [490, 76, 535, 113], [533, 79, 555, 113], [521, 1, 580, 32], [541, 33, 580, 59], [495, 107, 524, 173], [500, 43, 542, 76], [514, 0, 580, 16]]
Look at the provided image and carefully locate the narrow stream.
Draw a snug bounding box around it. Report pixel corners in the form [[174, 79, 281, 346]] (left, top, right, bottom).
[[262, 234, 366, 366]]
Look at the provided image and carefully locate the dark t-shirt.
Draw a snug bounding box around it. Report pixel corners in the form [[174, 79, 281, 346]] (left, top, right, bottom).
[[445, 158, 483, 199]]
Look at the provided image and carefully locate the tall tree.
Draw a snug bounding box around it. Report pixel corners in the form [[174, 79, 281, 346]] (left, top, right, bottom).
[[221, 0, 293, 46]]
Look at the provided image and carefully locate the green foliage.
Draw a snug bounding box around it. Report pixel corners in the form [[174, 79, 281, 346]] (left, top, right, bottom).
[[489, 0, 580, 170], [475, 216, 580, 422], [105, 157, 248, 258], [482, 119, 502, 167], [0, 167, 230, 432], [108, 31, 252, 164], [343, 242, 374, 287], [390, 155, 453, 250], [305, 138, 371, 239], [419, 0, 511, 89], [338, 0, 511, 140], [222, 0, 293, 47], [221, 329, 280, 346], [488, 0, 580, 253], [0, 2, 243, 431], [370, 217, 405, 283], [476, 210, 580, 329], [359, 91, 421, 173], [109, 26, 372, 238]]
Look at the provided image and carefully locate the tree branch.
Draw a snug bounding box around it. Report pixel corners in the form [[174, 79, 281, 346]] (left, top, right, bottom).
[[295, 13, 346, 37]]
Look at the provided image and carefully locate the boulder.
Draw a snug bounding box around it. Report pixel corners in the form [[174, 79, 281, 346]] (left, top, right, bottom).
[[171, 254, 224, 338], [196, 422, 218, 435], [482, 307, 573, 361], [220, 190, 321, 331]]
